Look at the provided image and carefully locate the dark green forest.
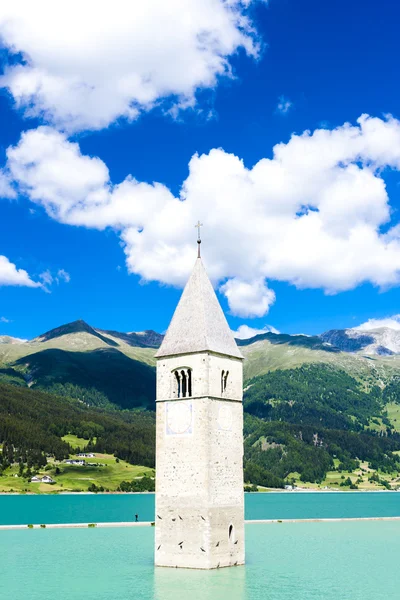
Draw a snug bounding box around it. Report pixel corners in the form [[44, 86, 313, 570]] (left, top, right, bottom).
[[1, 361, 400, 487], [0, 383, 155, 475], [242, 364, 400, 486], [243, 416, 400, 488], [14, 347, 156, 410], [244, 364, 384, 430]]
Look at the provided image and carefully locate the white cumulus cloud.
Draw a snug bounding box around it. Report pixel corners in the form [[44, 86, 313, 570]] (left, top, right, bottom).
[[220, 278, 276, 317], [7, 114, 400, 316], [354, 315, 400, 331], [0, 255, 40, 287], [232, 324, 280, 339], [0, 169, 15, 198], [0, 0, 264, 132]]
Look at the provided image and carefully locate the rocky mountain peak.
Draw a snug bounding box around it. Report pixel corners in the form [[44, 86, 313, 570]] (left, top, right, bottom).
[[320, 326, 400, 356]]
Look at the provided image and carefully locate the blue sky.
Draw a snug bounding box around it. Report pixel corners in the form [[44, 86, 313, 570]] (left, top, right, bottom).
[[1, 0, 400, 339]]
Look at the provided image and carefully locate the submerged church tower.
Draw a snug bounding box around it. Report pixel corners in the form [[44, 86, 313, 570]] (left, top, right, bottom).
[[154, 235, 245, 570]]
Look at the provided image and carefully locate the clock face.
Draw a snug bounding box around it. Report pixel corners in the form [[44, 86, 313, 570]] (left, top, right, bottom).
[[166, 401, 193, 435], [217, 404, 233, 431]]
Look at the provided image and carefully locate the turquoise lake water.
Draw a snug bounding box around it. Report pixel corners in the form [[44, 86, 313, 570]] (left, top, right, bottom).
[[0, 491, 399, 525], [2, 521, 400, 600]]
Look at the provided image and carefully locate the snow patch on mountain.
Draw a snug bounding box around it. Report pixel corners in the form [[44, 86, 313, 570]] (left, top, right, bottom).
[[321, 326, 400, 356]]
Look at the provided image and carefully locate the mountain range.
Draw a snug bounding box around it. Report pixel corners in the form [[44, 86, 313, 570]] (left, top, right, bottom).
[[321, 327, 400, 356], [1, 318, 400, 488], [0, 320, 159, 410], [4, 318, 400, 356], [1, 318, 400, 410]]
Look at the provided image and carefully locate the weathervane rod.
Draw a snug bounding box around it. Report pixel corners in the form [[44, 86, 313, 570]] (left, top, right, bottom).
[[195, 220, 203, 258]]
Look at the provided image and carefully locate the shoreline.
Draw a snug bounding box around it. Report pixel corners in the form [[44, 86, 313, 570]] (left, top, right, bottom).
[[0, 488, 398, 496], [1, 516, 400, 530]]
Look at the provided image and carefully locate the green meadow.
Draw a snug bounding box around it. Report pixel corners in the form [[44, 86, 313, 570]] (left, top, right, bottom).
[[61, 434, 96, 449], [0, 445, 154, 494], [284, 457, 400, 491]]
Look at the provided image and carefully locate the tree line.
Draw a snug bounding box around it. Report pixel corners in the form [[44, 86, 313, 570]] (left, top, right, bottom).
[[2, 362, 400, 488], [0, 382, 155, 472], [243, 415, 400, 487]]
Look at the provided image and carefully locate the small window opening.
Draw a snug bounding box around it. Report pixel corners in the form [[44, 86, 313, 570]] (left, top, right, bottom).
[[181, 370, 187, 398], [188, 369, 192, 397], [224, 371, 229, 392], [175, 371, 181, 398], [229, 524, 233, 540], [221, 370, 229, 394]]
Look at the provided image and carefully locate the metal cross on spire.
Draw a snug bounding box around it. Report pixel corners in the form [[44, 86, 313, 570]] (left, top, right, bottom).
[[195, 220, 203, 258]]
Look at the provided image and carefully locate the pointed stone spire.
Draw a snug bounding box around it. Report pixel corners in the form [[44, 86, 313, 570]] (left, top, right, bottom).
[[155, 258, 243, 359]]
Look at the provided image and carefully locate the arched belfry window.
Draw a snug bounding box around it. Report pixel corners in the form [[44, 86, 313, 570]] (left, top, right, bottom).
[[172, 368, 192, 398]]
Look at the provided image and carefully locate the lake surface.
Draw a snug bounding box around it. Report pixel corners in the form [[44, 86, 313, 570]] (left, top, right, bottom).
[[2, 521, 400, 600], [0, 492, 399, 526]]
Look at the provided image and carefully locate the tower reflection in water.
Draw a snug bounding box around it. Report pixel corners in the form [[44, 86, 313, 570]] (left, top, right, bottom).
[[154, 563, 246, 600]]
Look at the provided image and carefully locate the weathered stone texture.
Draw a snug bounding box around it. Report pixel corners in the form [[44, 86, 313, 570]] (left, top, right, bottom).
[[155, 391, 245, 569], [157, 352, 242, 401]]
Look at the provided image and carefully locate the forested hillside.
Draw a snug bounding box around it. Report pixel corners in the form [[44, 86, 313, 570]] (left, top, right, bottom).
[[0, 320, 157, 410], [243, 364, 400, 487], [2, 319, 400, 413], [244, 364, 383, 431], [244, 417, 400, 488], [2, 320, 400, 490], [1, 368, 400, 491], [14, 347, 156, 410], [0, 383, 155, 476]]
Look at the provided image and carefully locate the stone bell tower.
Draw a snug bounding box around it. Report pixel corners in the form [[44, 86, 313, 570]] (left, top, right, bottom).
[[154, 232, 245, 570]]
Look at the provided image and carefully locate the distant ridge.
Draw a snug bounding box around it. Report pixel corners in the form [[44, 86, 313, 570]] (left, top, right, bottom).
[[320, 327, 400, 356], [0, 335, 27, 345], [26, 319, 163, 350], [33, 319, 120, 348], [0, 319, 160, 410], [237, 331, 340, 353], [5, 317, 400, 358], [98, 328, 163, 349]]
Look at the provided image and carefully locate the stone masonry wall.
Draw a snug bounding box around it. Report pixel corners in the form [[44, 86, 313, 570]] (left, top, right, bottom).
[[155, 352, 244, 569]]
